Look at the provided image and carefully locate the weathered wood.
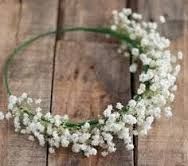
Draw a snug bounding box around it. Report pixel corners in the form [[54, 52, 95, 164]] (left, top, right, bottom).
[[48, 0, 134, 165], [49, 41, 133, 166], [0, 2, 19, 166], [59, 0, 127, 42], [1, 0, 186, 165], [0, 0, 58, 166], [136, 1, 188, 165]]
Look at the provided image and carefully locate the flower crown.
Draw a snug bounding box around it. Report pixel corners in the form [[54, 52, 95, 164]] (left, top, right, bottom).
[[0, 8, 182, 157]]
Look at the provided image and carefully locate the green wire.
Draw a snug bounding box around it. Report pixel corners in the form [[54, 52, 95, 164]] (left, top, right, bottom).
[[3, 27, 138, 96], [2, 26, 141, 128]]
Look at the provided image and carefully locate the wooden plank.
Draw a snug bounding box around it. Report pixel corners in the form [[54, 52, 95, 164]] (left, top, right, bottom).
[[59, 0, 127, 41], [48, 0, 134, 165], [0, 0, 58, 166], [0, 2, 20, 165], [136, 1, 188, 165], [49, 41, 133, 166]]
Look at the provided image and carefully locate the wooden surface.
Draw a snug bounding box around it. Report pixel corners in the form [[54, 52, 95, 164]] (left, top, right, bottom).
[[0, 0, 187, 166], [137, 1, 188, 166]]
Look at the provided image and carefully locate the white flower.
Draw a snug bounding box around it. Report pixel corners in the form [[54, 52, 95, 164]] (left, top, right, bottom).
[[9, 95, 17, 105], [137, 83, 146, 94], [112, 10, 118, 16], [111, 25, 117, 31], [82, 122, 90, 130], [118, 127, 130, 141], [123, 52, 130, 58], [103, 105, 113, 117], [102, 132, 113, 143], [27, 98, 33, 104], [8, 103, 14, 110], [169, 93, 175, 102], [61, 137, 69, 147], [141, 38, 149, 47], [91, 134, 100, 146], [108, 143, 116, 153], [5, 112, 12, 120], [84, 147, 97, 157], [79, 133, 91, 143], [150, 83, 158, 92], [47, 125, 53, 135], [28, 135, 35, 141], [152, 107, 161, 119], [122, 8, 132, 16], [171, 85, 177, 91], [116, 102, 124, 110], [49, 147, 55, 153], [126, 143, 134, 150], [177, 51, 183, 60], [128, 99, 137, 108], [101, 151, 108, 157], [130, 34, 136, 40], [131, 48, 139, 56], [72, 143, 81, 153], [36, 107, 42, 112], [145, 116, 154, 129], [132, 13, 142, 20], [129, 63, 137, 73], [99, 119, 104, 124], [0, 112, 4, 120], [164, 107, 172, 118], [35, 98, 42, 104], [159, 16, 166, 23], [54, 115, 62, 127], [71, 133, 79, 143], [122, 114, 137, 125], [139, 129, 148, 136], [62, 114, 69, 121], [21, 92, 28, 99], [117, 48, 122, 54]]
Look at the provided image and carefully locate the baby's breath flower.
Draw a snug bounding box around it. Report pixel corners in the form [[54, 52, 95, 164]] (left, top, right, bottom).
[[164, 107, 172, 118], [5, 112, 12, 120], [177, 51, 183, 60], [137, 83, 146, 94], [129, 63, 137, 73], [21, 92, 28, 99], [0, 8, 182, 158], [111, 25, 117, 31], [159, 15, 166, 23], [101, 151, 108, 157], [126, 143, 134, 150], [131, 48, 139, 56], [49, 147, 55, 154], [0, 112, 4, 120], [28, 135, 35, 141], [103, 105, 113, 117], [35, 98, 42, 104], [116, 102, 124, 110]]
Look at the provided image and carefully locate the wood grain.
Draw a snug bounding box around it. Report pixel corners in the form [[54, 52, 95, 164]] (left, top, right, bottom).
[[0, 0, 187, 166], [58, 0, 126, 41], [0, 0, 58, 166], [49, 41, 133, 166], [0, 2, 20, 165], [136, 1, 188, 166], [48, 0, 134, 165]]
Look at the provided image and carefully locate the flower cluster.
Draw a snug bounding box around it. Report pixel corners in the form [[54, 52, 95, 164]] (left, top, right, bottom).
[[112, 8, 182, 134], [0, 8, 182, 157]]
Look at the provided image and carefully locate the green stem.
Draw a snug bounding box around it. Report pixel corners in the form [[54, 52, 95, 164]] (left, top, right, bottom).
[[3, 27, 139, 95]]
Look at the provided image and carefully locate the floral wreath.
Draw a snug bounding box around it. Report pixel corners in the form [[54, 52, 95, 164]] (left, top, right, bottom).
[[0, 8, 182, 157]]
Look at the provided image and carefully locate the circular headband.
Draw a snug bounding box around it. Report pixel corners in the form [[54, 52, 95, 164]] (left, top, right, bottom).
[[0, 8, 182, 157]]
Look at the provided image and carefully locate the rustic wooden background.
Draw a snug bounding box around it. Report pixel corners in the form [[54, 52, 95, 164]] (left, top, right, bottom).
[[0, 0, 187, 166]]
